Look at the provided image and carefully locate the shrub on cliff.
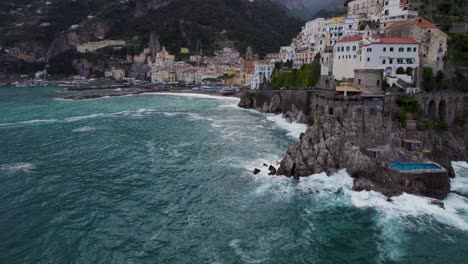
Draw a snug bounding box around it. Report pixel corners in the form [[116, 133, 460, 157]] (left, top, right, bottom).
[[270, 62, 320, 89], [396, 95, 423, 125], [422, 67, 435, 92]]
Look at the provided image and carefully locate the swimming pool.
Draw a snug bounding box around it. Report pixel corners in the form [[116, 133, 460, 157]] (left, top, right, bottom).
[[389, 162, 443, 171]]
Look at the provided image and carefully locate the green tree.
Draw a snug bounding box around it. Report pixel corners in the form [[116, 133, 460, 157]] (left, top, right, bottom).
[[423, 67, 435, 91]]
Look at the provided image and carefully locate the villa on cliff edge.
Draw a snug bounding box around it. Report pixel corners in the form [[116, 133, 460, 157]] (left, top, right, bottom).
[[239, 1, 467, 201]]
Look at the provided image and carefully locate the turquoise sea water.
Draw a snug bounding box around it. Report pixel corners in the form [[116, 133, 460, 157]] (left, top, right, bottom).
[[1, 86, 467, 264]]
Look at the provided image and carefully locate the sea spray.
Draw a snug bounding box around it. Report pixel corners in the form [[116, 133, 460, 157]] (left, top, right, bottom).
[[265, 113, 308, 140]]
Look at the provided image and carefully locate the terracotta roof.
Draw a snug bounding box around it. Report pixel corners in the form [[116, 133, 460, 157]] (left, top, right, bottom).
[[337, 36, 362, 43], [386, 18, 438, 30], [378, 37, 419, 44]]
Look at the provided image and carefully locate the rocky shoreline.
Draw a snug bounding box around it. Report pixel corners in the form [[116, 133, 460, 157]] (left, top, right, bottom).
[[240, 90, 468, 200]]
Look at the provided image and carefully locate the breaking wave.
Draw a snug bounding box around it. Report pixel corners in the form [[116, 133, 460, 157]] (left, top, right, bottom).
[[72, 126, 100, 133], [265, 114, 307, 140], [0, 162, 36, 174]]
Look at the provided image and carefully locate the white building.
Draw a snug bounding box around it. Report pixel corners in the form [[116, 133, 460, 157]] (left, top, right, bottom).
[[333, 36, 363, 80], [333, 35, 419, 80], [324, 17, 345, 46], [342, 15, 362, 37], [251, 62, 274, 90], [280, 46, 294, 62], [303, 18, 326, 45], [77, 40, 126, 53], [320, 47, 334, 76], [348, 0, 383, 17], [380, 0, 418, 27], [361, 36, 419, 77]]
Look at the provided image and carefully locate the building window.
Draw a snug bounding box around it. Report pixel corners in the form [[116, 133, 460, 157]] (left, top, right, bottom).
[[370, 108, 376, 116], [367, 48, 372, 52], [367, 57, 370, 62], [353, 46, 356, 51], [407, 47, 411, 52], [398, 47, 404, 52], [382, 59, 386, 64], [413, 47, 417, 52], [390, 47, 394, 52], [377, 80, 381, 86], [358, 79, 361, 85], [383, 47, 387, 52], [346, 46, 350, 51], [329, 107, 334, 115], [389, 59, 394, 64]]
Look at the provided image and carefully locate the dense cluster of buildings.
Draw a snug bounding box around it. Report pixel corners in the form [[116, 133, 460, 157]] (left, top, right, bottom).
[[117, 0, 447, 92], [278, 0, 447, 94], [116, 43, 277, 89]]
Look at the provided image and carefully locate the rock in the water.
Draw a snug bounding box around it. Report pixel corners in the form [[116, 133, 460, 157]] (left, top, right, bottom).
[[353, 178, 376, 192], [253, 168, 261, 175], [430, 200, 445, 209], [263, 163, 268, 167], [268, 165, 277, 175]]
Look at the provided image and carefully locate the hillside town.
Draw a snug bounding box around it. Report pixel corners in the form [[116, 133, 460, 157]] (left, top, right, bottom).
[[0, 0, 457, 95], [103, 0, 448, 94]]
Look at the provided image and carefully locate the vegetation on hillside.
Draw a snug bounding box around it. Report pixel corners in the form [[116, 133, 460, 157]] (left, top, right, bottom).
[[419, 0, 466, 32], [395, 95, 448, 130], [97, 0, 301, 57], [270, 62, 321, 89]]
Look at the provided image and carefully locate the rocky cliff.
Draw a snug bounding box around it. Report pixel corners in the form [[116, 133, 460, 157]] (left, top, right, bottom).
[[239, 90, 468, 199]]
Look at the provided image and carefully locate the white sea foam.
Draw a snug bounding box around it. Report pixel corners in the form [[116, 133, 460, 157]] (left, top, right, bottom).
[[265, 114, 307, 140], [161, 112, 179, 117], [152, 92, 240, 102], [0, 119, 59, 127], [451, 161, 468, 193], [229, 239, 268, 264], [236, 152, 468, 263], [0, 162, 36, 174], [72, 126, 99, 133]]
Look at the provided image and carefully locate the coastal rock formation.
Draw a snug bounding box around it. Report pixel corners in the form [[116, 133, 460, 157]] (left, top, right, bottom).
[[240, 90, 467, 199]]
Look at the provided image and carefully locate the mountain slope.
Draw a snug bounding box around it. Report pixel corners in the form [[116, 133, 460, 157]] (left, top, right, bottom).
[[99, 0, 302, 56], [0, 0, 302, 58], [275, 0, 346, 20]]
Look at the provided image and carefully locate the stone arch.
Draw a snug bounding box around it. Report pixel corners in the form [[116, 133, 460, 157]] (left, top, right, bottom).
[[439, 100, 447, 122], [428, 100, 436, 118]]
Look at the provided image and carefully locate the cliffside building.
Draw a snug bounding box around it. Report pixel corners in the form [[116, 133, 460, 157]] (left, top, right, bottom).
[[385, 17, 447, 73], [77, 40, 126, 53], [347, 0, 383, 18], [333, 36, 419, 80], [280, 46, 294, 62], [251, 61, 274, 90]]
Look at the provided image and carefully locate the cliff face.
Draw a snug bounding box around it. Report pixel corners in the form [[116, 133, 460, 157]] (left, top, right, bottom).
[[239, 90, 468, 199]]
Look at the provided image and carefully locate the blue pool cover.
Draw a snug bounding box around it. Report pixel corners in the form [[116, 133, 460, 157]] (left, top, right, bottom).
[[389, 162, 442, 171]]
